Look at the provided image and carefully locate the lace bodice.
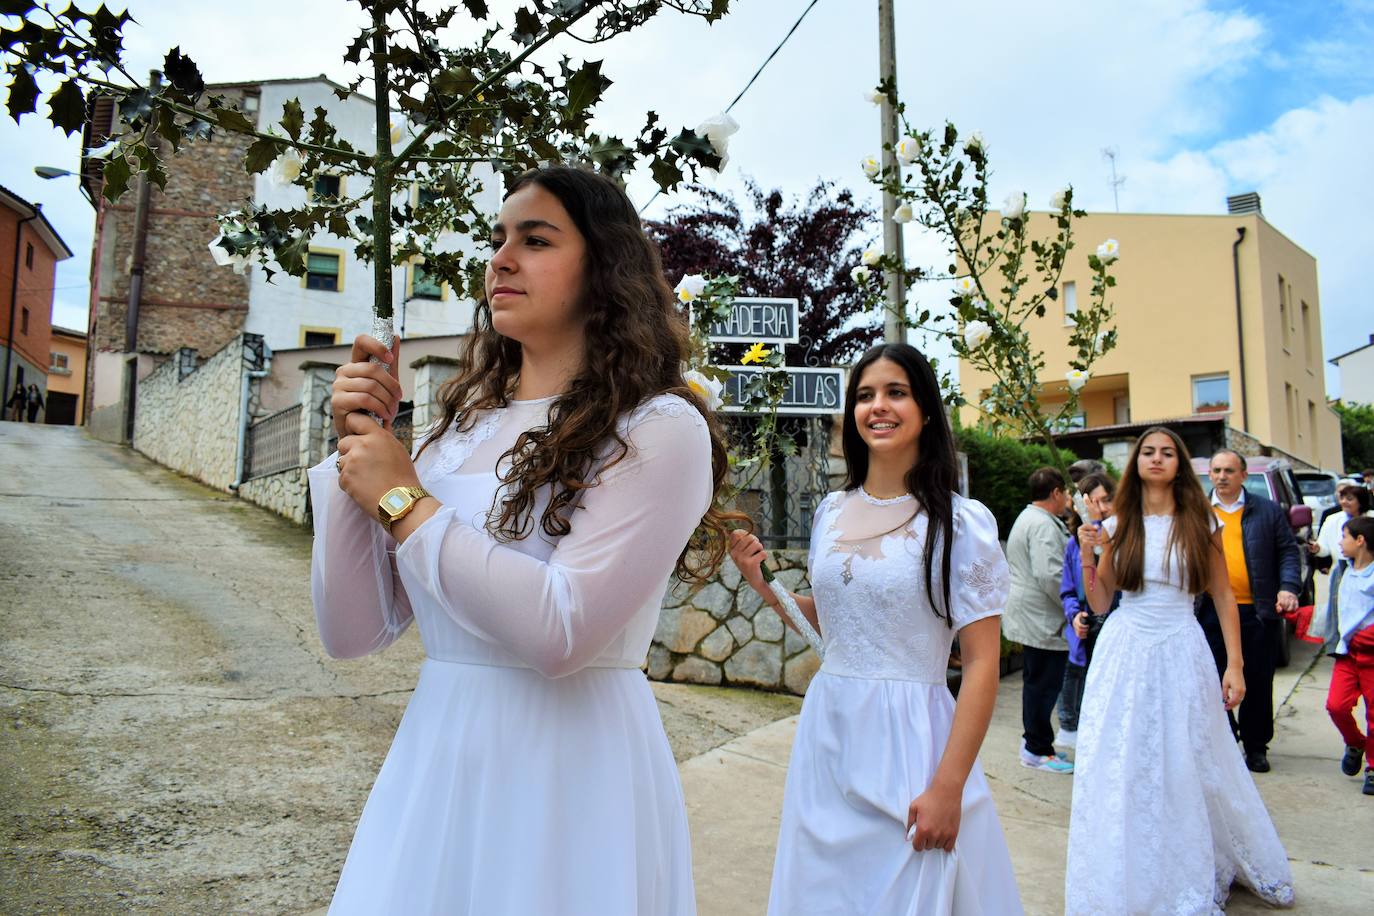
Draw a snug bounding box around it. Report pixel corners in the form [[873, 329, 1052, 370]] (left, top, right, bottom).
[[808, 489, 1009, 683], [1104, 513, 1218, 640], [308, 394, 712, 676]]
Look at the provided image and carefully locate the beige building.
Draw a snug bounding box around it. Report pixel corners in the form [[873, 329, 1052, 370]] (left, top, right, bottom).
[[46, 325, 87, 424], [957, 197, 1343, 471]]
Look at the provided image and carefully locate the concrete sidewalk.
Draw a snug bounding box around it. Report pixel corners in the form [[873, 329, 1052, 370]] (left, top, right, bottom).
[[681, 639, 1374, 915]]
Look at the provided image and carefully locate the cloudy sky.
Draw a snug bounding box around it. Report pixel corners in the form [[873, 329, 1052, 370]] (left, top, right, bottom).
[[3, 0, 1370, 393]]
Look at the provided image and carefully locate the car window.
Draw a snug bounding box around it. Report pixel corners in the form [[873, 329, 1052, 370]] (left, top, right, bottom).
[[1246, 476, 1272, 500], [1297, 477, 1335, 497]]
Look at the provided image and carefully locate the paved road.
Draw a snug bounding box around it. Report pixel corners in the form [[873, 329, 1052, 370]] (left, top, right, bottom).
[[0, 423, 798, 914]]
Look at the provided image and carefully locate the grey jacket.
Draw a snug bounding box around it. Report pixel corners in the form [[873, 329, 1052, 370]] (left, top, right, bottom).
[[1002, 504, 1070, 651]]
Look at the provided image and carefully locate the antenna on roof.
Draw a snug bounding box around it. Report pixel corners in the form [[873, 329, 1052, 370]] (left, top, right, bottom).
[[1102, 147, 1126, 212]]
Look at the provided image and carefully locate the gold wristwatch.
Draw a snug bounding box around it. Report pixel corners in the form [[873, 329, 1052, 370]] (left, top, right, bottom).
[[378, 485, 431, 532]]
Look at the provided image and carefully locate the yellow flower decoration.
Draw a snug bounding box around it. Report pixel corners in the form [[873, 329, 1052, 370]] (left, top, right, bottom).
[[741, 342, 772, 365]]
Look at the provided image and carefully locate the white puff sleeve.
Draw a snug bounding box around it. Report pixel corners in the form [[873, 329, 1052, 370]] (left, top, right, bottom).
[[392, 402, 713, 678], [949, 496, 1010, 630], [307, 453, 415, 659]]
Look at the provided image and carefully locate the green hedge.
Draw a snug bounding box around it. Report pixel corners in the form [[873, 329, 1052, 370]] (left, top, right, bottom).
[[957, 427, 1074, 539]]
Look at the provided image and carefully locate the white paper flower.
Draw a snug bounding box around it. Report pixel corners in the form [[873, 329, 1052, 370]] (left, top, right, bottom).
[[86, 139, 120, 160], [269, 147, 304, 187], [1096, 238, 1120, 263], [896, 136, 920, 164], [852, 265, 872, 285], [864, 88, 884, 106], [1066, 369, 1090, 391], [675, 273, 708, 303], [683, 369, 724, 411], [963, 320, 993, 350], [953, 276, 978, 298], [696, 113, 740, 169], [966, 131, 984, 152], [1050, 187, 1071, 211], [1001, 191, 1026, 221], [208, 235, 252, 275], [861, 155, 881, 179], [862, 247, 882, 267], [894, 203, 914, 224]]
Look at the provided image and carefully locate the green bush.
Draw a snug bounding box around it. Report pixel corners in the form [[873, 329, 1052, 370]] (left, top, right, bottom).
[[957, 427, 1073, 538]]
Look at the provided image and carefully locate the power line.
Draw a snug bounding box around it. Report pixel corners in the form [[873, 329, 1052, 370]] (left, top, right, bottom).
[[637, 0, 826, 216]]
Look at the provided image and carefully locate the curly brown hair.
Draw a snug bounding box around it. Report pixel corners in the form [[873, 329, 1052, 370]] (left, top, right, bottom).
[[416, 165, 736, 583], [1110, 426, 1217, 594]]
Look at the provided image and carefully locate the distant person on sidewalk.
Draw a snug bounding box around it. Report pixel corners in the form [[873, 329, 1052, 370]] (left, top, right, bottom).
[[6, 381, 24, 422], [1328, 516, 1374, 797], [1058, 472, 1119, 748], [25, 384, 43, 423], [1004, 467, 1074, 773], [1197, 448, 1302, 773]]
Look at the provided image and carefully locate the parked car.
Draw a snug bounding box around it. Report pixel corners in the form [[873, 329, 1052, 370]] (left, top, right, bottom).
[[1192, 456, 1314, 667], [1295, 470, 1340, 515]]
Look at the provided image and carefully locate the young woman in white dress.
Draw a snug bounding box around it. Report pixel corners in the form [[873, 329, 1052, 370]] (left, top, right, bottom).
[[1068, 427, 1294, 914], [731, 343, 1023, 915], [309, 166, 737, 914]]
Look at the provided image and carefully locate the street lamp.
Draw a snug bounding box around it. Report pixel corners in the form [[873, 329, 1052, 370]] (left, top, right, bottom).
[[33, 165, 95, 207]]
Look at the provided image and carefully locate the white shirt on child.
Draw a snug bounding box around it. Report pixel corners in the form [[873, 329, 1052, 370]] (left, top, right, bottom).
[[1335, 560, 1374, 655]]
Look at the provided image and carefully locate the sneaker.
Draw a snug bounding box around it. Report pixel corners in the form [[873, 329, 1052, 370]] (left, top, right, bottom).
[[1055, 728, 1078, 750], [1342, 745, 1365, 777], [1020, 747, 1074, 773], [1365, 769, 1374, 797]]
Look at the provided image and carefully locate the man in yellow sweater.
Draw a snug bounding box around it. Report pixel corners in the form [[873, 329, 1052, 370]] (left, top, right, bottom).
[[1200, 450, 1303, 773]]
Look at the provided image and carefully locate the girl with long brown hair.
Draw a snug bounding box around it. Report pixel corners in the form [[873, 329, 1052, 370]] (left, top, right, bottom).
[[1065, 427, 1293, 913], [308, 166, 734, 914]]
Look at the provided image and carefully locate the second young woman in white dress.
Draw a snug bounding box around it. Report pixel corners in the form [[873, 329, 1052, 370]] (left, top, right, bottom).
[[1067, 426, 1294, 914], [731, 343, 1023, 915], [309, 166, 738, 914]]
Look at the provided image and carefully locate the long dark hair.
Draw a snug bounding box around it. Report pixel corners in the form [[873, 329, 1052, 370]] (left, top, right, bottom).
[[416, 165, 737, 583], [1111, 426, 1216, 594], [841, 343, 959, 625]]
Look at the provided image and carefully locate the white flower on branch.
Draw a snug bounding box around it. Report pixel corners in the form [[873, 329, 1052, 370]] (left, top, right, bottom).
[[865, 88, 884, 105], [683, 369, 724, 411], [1001, 191, 1026, 221], [269, 147, 304, 187], [1096, 238, 1120, 263], [862, 247, 882, 267], [1050, 187, 1071, 211], [852, 265, 873, 285], [896, 136, 920, 164], [675, 273, 707, 303], [1066, 368, 1090, 391], [893, 203, 914, 224], [953, 276, 978, 298], [695, 113, 739, 169], [964, 320, 993, 350], [861, 155, 881, 179]]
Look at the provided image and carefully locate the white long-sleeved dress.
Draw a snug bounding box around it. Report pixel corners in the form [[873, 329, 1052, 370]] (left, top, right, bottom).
[[767, 488, 1024, 915], [308, 393, 710, 915]]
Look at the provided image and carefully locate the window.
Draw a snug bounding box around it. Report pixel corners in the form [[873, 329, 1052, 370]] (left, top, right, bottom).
[[304, 250, 342, 292], [1051, 412, 1087, 432], [410, 261, 444, 300], [1191, 373, 1229, 413], [1301, 302, 1313, 367], [24, 242, 33, 269], [1062, 280, 1077, 325], [1278, 275, 1290, 350], [301, 327, 341, 348], [50, 352, 69, 372], [1308, 399, 1317, 445], [1285, 382, 1297, 446], [313, 174, 342, 201], [20, 308, 29, 334]]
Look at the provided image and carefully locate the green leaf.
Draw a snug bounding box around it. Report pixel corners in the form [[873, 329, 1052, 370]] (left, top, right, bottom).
[[512, 6, 540, 44], [214, 107, 255, 134], [649, 155, 681, 192], [565, 59, 609, 120], [47, 78, 85, 136], [280, 97, 304, 141], [0, 1, 33, 16], [101, 154, 132, 202], [162, 46, 204, 98], [5, 66, 38, 121], [463, 0, 489, 17], [243, 136, 282, 174]]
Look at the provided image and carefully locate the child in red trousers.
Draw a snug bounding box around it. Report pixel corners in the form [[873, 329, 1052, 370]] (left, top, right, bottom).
[[1328, 516, 1374, 796]]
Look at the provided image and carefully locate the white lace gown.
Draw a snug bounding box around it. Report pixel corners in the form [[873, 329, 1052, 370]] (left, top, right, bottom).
[[307, 394, 710, 915], [767, 489, 1024, 916], [1065, 514, 1294, 914]]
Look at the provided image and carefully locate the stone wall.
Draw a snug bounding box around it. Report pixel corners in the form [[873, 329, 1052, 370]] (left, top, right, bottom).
[[650, 549, 821, 695], [237, 469, 309, 524], [133, 335, 251, 491]]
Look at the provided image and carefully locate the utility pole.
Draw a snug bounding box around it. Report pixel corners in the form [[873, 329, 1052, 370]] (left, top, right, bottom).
[[879, 0, 904, 343], [1102, 147, 1125, 212]]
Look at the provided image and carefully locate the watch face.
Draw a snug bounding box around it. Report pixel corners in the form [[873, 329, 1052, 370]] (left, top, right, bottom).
[[384, 491, 409, 512]]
